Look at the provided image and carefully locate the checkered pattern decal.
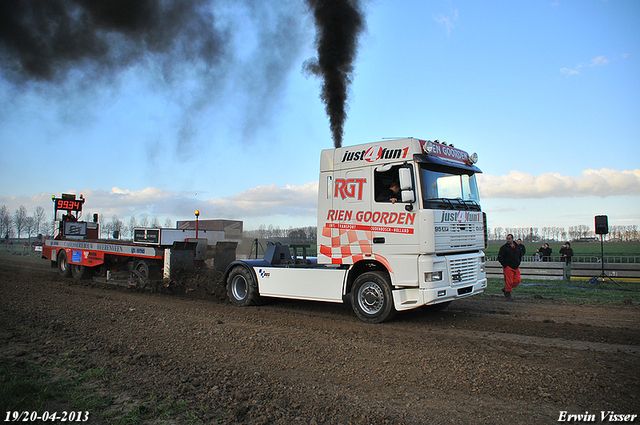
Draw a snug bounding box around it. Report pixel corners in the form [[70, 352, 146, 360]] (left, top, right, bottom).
[[318, 225, 392, 272]]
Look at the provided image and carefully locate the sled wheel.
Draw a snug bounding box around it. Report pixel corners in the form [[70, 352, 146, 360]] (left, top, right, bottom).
[[71, 264, 93, 279], [227, 266, 262, 306], [351, 271, 396, 323], [57, 250, 72, 278], [133, 260, 151, 289]]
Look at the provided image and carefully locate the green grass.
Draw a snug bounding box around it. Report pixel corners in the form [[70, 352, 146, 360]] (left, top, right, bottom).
[[0, 352, 223, 425], [0, 357, 113, 419], [483, 277, 640, 304]]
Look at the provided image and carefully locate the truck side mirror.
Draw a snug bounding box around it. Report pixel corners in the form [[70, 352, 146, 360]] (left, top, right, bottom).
[[401, 191, 415, 203], [399, 168, 414, 204], [401, 190, 416, 204], [399, 168, 413, 190]]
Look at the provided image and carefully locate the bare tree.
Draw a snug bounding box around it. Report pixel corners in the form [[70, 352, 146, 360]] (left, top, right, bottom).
[[128, 216, 138, 238], [0, 205, 10, 239], [13, 205, 28, 239], [34, 206, 47, 237], [164, 217, 173, 228], [151, 217, 160, 228], [25, 216, 36, 240], [110, 215, 124, 239], [99, 215, 108, 238], [139, 216, 149, 228]]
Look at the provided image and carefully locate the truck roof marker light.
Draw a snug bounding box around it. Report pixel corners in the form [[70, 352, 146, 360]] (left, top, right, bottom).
[[51, 195, 55, 202]]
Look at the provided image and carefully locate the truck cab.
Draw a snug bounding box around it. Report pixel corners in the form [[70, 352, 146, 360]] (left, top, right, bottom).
[[225, 138, 487, 323]]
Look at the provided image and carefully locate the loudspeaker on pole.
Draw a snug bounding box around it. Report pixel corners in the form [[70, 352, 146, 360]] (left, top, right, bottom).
[[595, 215, 609, 235]]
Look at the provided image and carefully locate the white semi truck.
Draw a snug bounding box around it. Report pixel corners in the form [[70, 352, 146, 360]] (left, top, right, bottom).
[[225, 138, 487, 323]]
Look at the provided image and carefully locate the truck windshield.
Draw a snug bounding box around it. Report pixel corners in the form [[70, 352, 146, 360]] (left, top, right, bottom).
[[419, 164, 481, 211]]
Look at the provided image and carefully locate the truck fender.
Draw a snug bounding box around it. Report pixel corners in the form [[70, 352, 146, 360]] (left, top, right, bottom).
[[223, 260, 259, 288], [344, 260, 391, 295]]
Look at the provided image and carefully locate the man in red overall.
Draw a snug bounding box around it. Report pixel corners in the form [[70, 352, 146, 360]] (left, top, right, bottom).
[[498, 234, 522, 300]]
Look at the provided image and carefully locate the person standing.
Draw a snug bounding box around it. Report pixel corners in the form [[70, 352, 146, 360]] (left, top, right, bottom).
[[498, 234, 522, 300], [517, 238, 526, 261], [540, 243, 552, 262], [559, 242, 574, 263]]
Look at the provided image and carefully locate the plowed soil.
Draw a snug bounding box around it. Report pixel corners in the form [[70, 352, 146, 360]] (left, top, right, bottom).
[[1, 255, 639, 424]]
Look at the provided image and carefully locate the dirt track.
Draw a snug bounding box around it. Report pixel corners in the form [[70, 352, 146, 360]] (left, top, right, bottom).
[[1, 255, 639, 424]]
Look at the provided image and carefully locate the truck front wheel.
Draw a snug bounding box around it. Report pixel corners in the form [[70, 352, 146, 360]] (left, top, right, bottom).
[[351, 271, 396, 323], [57, 250, 72, 278], [227, 266, 262, 306]]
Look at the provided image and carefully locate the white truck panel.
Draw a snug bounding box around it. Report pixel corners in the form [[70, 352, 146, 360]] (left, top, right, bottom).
[[255, 267, 347, 302]]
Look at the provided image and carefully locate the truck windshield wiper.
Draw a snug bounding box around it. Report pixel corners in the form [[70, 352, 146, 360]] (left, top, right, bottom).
[[427, 198, 455, 209]]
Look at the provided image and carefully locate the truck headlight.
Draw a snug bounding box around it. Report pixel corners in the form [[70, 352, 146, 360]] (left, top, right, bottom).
[[425, 271, 443, 282]]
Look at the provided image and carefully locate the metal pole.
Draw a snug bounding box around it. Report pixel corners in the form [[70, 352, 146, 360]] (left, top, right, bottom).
[[600, 234, 605, 281], [195, 210, 200, 239]]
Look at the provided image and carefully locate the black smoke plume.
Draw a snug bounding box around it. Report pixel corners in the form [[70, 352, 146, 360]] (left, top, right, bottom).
[[304, 0, 364, 148], [0, 0, 307, 155], [0, 0, 227, 84]]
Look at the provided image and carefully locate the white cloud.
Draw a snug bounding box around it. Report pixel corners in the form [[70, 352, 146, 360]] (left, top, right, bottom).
[[205, 182, 318, 219], [477, 168, 640, 198], [590, 55, 609, 67], [562, 55, 610, 76], [560, 67, 579, 76], [434, 9, 458, 36]]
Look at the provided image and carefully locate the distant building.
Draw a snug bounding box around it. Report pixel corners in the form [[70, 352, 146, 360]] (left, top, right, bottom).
[[176, 219, 243, 240], [575, 237, 598, 243]]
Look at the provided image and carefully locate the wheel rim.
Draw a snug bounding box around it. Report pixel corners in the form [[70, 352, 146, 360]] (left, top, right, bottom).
[[358, 281, 384, 315], [231, 274, 248, 300], [59, 253, 68, 272]]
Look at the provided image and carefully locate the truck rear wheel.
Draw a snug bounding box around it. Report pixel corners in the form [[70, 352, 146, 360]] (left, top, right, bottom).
[[57, 250, 72, 278], [227, 266, 262, 306], [351, 271, 396, 323]]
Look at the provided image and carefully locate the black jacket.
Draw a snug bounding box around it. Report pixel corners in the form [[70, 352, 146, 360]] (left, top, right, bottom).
[[498, 242, 522, 269]]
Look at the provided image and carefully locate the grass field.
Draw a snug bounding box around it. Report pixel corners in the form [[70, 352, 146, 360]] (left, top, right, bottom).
[[484, 241, 640, 303], [485, 240, 640, 260]]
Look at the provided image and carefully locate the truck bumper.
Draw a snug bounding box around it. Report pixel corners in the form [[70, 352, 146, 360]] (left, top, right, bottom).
[[392, 279, 487, 311], [392, 252, 487, 311]]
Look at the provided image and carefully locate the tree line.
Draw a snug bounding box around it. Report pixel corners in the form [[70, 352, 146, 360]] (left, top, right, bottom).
[[489, 225, 639, 242], [0, 204, 173, 241]]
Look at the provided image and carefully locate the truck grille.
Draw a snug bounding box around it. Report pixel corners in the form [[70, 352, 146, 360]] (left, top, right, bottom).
[[435, 223, 484, 253], [448, 257, 478, 285]]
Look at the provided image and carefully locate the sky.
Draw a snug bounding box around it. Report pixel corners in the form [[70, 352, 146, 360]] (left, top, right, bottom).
[[1, 0, 639, 236]]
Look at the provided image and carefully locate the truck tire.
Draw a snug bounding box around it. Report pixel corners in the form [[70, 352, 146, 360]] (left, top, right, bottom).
[[71, 264, 93, 280], [227, 266, 262, 306], [57, 250, 72, 278], [351, 271, 396, 323]]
